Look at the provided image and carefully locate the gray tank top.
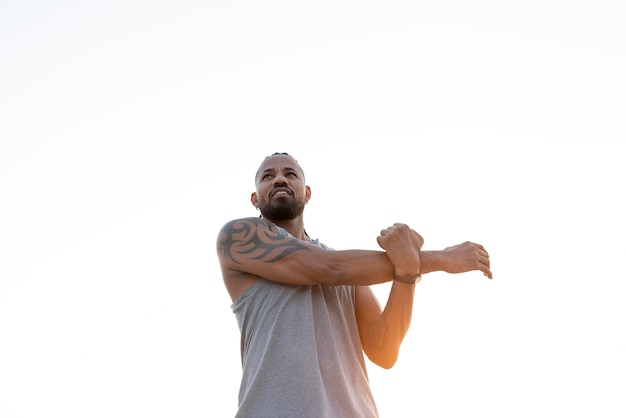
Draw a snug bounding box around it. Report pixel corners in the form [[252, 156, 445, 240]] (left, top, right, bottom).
[[231, 236, 378, 418]]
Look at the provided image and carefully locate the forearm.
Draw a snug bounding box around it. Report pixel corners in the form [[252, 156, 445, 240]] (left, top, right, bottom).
[[418, 250, 445, 274], [419, 246, 492, 278], [329, 250, 396, 286], [363, 281, 416, 369]]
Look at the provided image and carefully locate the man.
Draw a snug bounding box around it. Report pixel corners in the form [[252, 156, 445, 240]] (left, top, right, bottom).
[[216, 152, 492, 417]]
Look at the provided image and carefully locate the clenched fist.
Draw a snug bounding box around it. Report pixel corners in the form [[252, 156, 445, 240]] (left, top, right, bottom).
[[376, 223, 424, 279]]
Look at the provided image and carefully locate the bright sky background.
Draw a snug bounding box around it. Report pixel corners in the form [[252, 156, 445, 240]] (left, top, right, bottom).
[[1, 1, 625, 417]]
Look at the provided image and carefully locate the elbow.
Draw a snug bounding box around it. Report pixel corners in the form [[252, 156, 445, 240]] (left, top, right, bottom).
[[367, 348, 399, 370], [318, 262, 344, 286], [363, 330, 406, 369], [297, 263, 342, 286], [374, 354, 398, 370]]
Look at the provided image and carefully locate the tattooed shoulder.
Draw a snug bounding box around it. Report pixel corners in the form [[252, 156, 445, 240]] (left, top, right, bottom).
[[217, 218, 311, 264]]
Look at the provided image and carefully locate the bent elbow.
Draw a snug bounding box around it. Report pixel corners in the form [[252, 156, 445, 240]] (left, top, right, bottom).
[[368, 349, 399, 370], [377, 355, 398, 370]]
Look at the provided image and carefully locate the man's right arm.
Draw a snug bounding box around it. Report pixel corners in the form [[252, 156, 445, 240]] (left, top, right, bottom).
[[216, 217, 492, 301], [216, 217, 397, 300]]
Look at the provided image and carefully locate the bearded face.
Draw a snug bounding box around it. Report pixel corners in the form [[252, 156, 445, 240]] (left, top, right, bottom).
[[258, 194, 305, 221], [253, 153, 309, 222]]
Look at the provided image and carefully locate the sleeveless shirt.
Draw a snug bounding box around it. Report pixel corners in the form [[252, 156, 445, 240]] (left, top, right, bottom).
[[231, 230, 379, 418]]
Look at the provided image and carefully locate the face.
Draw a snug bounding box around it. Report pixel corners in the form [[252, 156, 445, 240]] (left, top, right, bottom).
[[252, 154, 310, 221]]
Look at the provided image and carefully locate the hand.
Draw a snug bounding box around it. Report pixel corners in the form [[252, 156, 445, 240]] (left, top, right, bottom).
[[376, 223, 424, 277], [441, 242, 493, 279]]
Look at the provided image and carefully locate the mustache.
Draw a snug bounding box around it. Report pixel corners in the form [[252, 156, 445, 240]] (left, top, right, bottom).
[[270, 186, 294, 197]]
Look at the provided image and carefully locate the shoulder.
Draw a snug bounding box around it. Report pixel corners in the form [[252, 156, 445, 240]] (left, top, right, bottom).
[[216, 217, 303, 265], [217, 217, 286, 245], [219, 217, 272, 233], [216, 217, 315, 300]]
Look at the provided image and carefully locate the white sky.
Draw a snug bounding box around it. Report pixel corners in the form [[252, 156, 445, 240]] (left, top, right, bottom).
[[1, 1, 625, 417]]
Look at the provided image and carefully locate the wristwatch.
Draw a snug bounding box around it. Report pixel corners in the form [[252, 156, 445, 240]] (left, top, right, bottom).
[[394, 273, 422, 284]]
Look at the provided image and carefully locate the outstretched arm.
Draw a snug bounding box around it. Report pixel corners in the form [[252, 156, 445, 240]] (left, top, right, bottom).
[[217, 217, 399, 300]]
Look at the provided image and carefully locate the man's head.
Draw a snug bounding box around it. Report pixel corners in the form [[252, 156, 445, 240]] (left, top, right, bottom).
[[251, 153, 311, 221]]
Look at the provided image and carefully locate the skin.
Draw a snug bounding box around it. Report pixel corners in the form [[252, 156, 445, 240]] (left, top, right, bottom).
[[216, 153, 492, 369]]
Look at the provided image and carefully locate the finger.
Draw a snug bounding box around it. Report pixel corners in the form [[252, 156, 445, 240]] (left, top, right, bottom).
[[479, 257, 492, 279]]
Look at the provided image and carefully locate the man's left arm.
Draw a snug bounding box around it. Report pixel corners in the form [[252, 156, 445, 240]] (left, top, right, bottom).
[[355, 282, 417, 369], [355, 224, 493, 369], [355, 223, 422, 369]]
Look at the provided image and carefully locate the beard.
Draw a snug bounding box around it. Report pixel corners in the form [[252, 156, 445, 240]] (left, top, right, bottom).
[[259, 197, 304, 221]]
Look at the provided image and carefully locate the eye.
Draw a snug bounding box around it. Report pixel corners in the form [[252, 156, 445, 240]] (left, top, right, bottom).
[[262, 173, 273, 180], [287, 172, 297, 178]]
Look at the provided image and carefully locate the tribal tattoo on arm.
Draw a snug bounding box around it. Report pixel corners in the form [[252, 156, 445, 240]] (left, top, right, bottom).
[[218, 218, 311, 264]]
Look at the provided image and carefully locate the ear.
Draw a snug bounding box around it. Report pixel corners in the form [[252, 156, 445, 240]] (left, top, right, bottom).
[[305, 186, 312, 204], [250, 192, 259, 208]]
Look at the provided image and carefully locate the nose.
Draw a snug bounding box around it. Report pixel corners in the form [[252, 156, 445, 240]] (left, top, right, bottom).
[[272, 172, 289, 186]]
